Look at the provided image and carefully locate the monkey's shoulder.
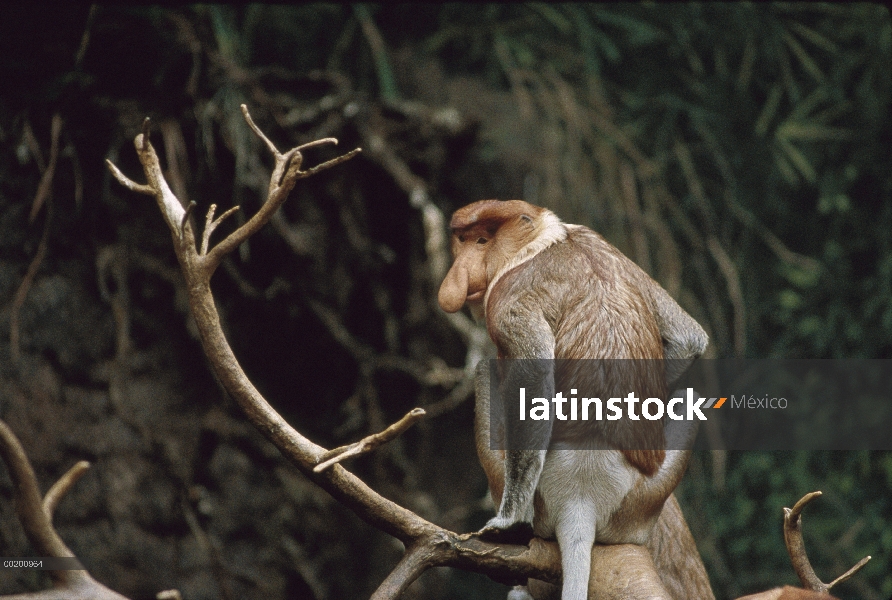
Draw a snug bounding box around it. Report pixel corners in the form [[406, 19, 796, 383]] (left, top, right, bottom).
[[562, 225, 654, 283], [487, 225, 653, 312], [524, 225, 653, 302], [485, 224, 662, 356]]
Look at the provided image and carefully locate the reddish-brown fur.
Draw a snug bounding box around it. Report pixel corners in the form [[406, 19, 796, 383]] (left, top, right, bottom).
[[439, 200, 548, 313]]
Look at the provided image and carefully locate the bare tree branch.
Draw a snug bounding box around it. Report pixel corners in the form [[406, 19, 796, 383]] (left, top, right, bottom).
[[102, 105, 602, 595], [28, 114, 63, 223], [0, 420, 129, 600], [783, 491, 870, 594], [201, 204, 242, 256], [9, 201, 52, 364], [315, 408, 426, 473], [43, 461, 90, 516], [106, 159, 153, 195], [202, 105, 360, 271]]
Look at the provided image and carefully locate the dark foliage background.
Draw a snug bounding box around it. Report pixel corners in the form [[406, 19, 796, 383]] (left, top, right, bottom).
[[0, 4, 890, 599]]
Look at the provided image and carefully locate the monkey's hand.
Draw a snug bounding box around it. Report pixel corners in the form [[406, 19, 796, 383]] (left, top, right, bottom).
[[477, 517, 535, 545]]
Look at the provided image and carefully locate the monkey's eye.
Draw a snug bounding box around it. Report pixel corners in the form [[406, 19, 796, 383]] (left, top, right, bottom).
[[477, 237, 488, 244], [458, 235, 465, 242]]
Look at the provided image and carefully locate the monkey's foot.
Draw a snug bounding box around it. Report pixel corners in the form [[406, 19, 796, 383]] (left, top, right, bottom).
[[477, 520, 535, 545]]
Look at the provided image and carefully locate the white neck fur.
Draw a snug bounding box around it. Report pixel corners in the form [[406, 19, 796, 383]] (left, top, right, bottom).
[[483, 210, 567, 318]]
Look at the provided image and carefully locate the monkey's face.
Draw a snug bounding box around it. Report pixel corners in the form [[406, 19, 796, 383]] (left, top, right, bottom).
[[438, 222, 495, 313], [438, 200, 543, 313]]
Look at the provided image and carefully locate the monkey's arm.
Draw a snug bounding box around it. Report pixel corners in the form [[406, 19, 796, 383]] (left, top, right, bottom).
[[645, 283, 708, 384], [480, 307, 555, 543]]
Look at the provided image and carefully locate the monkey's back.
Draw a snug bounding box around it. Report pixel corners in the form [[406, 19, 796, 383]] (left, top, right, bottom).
[[487, 224, 667, 466], [553, 226, 663, 362]]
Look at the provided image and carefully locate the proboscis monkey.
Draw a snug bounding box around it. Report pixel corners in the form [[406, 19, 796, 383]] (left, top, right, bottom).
[[438, 200, 712, 600]]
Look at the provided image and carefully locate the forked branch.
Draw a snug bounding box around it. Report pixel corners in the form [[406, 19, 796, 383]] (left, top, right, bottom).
[[0, 420, 128, 600], [106, 105, 361, 279], [204, 106, 359, 268], [105, 106, 573, 598], [783, 491, 870, 593]]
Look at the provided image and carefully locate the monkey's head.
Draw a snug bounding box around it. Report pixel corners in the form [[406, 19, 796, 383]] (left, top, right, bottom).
[[438, 199, 551, 313]]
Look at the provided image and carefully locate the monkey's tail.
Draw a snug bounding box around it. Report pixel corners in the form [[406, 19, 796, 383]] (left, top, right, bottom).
[[554, 510, 597, 600]]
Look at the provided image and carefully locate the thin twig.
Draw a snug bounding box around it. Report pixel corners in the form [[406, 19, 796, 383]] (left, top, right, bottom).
[[240, 104, 279, 155], [314, 408, 426, 473], [29, 114, 63, 223], [141, 117, 150, 151], [295, 147, 362, 180], [43, 461, 90, 516], [202, 205, 218, 255], [105, 160, 153, 194], [296, 137, 339, 152], [10, 202, 52, 364], [827, 555, 871, 589], [202, 204, 242, 256]]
